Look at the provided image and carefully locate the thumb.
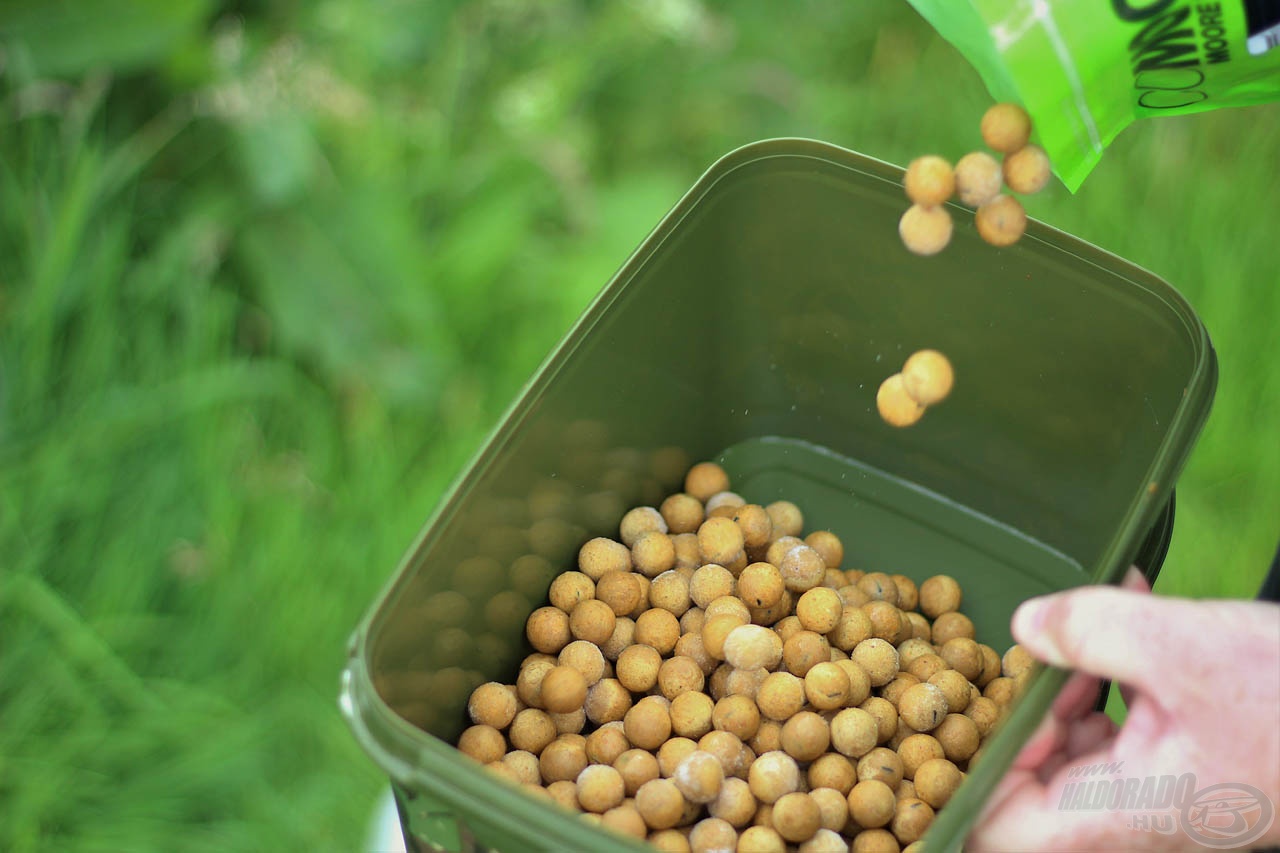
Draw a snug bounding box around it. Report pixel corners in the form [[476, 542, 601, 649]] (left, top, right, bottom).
[[1010, 583, 1228, 701]]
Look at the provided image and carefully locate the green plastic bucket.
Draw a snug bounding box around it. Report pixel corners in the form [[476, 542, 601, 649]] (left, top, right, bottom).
[[340, 139, 1216, 852]]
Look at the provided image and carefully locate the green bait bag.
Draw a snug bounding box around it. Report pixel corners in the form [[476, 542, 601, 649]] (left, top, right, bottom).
[[907, 0, 1280, 190]]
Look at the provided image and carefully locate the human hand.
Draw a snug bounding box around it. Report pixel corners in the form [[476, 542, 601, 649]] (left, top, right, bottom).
[[967, 567, 1280, 852]]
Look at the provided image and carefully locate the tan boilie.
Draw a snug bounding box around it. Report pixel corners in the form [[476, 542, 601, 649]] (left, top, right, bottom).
[[461, 464, 1033, 849], [901, 350, 954, 408], [914, 758, 964, 809], [660, 493, 705, 536], [737, 562, 786, 609], [981, 103, 1032, 153], [848, 779, 897, 829], [898, 683, 950, 733], [904, 155, 956, 206], [772, 791, 822, 844], [723, 624, 784, 671], [918, 575, 962, 618], [877, 373, 926, 428], [899, 204, 954, 257], [954, 151, 1003, 208], [1003, 144, 1051, 194], [976, 192, 1028, 248], [684, 462, 730, 503], [541, 665, 589, 714]]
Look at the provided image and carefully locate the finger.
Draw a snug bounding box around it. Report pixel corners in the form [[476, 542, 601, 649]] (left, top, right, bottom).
[[1051, 670, 1103, 722], [967, 777, 1139, 852], [1009, 671, 1098, 774], [1009, 710, 1066, 771], [1120, 565, 1151, 593], [1034, 715, 1116, 785], [974, 767, 1042, 836], [1064, 711, 1118, 760], [969, 747, 1173, 853], [1009, 587, 1238, 700], [1101, 567, 1143, 713], [1036, 751, 1070, 786], [1118, 680, 1137, 709]]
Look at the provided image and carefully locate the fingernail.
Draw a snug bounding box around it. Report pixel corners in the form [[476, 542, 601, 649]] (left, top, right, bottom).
[[1013, 597, 1070, 668], [1122, 565, 1149, 592], [1012, 597, 1045, 638]]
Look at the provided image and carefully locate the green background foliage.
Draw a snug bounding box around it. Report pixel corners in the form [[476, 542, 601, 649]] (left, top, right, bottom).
[[2, 2, 1276, 850]]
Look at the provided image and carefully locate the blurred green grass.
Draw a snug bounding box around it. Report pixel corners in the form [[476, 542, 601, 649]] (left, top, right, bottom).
[[1, 2, 1276, 850]]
